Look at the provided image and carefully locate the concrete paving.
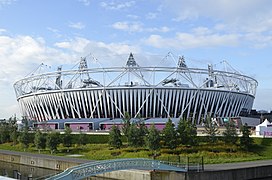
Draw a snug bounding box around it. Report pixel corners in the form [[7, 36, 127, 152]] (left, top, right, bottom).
[[205, 159, 272, 171]]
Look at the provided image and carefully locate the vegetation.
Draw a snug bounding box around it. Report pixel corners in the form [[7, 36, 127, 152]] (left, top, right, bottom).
[[108, 125, 122, 149], [204, 116, 219, 143], [122, 112, 131, 139], [46, 131, 60, 154], [127, 122, 146, 148], [34, 130, 47, 153], [10, 129, 18, 146], [162, 118, 178, 149], [146, 124, 161, 155], [77, 131, 89, 147], [1, 136, 272, 164], [1, 117, 272, 165], [19, 128, 30, 151], [240, 124, 254, 151], [0, 117, 17, 144], [138, 121, 148, 146], [223, 120, 238, 145], [177, 118, 198, 145], [62, 126, 73, 152]]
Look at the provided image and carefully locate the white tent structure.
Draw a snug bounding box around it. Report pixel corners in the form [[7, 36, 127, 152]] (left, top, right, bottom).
[[255, 119, 272, 136]]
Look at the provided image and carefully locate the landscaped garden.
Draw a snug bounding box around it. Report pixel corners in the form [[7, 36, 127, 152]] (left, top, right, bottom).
[[0, 116, 272, 164]]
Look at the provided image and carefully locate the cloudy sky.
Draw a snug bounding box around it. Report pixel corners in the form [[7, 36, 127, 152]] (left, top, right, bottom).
[[0, 0, 272, 119]]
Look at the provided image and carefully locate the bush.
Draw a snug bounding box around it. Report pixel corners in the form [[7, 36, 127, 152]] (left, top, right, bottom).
[[110, 150, 121, 156], [69, 134, 114, 144]]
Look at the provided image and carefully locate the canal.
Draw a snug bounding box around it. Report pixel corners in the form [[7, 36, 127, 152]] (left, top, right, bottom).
[[0, 160, 60, 179], [0, 161, 117, 180]]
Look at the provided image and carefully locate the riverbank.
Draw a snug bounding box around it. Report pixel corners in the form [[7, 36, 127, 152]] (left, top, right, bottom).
[[0, 149, 90, 171], [0, 160, 59, 179], [1, 149, 272, 180]]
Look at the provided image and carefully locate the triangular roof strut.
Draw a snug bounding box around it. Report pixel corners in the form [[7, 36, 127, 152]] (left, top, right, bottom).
[[126, 52, 137, 67]]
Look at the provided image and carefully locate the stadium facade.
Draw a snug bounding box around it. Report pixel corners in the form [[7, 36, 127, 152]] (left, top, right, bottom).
[[13, 53, 258, 124]]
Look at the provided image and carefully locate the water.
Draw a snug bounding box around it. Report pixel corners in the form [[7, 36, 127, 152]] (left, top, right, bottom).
[[0, 161, 117, 180], [0, 161, 60, 180]]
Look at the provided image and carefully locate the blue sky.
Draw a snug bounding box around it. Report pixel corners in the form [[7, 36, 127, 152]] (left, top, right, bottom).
[[0, 0, 272, 119]]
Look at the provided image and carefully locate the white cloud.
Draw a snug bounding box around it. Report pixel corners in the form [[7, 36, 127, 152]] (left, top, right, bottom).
[[144, 32, 239, 49], [54, 37, 142, 67], [192, 27, 212, 35], [47, 27, 59, 33], [0, 35, 88, 87], [112, 21, 171, 33], [78, 0, 90, 6], [100, 1, 135, 10], [0, 0, 16, 6], [47, 27, 63, 38], [54, 37, 90, 53], [0, 34, 143, 118], [112, 21, 143, 32], [163, 0, 271, 21], [162, 0, 272, 37], [127, 14, 139, 19], [145, 0, 272, 50], [244, 33, 272, 49], [0, 35, 44, 62], [69, 22, 85, 30], [146, 26, 171, 33], [0, 28, 6, 34]]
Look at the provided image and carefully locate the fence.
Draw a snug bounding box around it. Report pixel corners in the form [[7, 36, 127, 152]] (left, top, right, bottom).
[[155, 155, 204, 172]]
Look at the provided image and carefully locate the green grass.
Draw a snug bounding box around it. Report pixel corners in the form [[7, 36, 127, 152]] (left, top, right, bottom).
[[1, 137, 272, 164]]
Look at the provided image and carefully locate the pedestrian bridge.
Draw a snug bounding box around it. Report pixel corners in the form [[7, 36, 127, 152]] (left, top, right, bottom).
[[46, 158, 187, 180]]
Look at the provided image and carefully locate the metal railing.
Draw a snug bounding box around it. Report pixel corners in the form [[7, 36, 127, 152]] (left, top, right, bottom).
[[46, 158, 188, 180], [155, 155, 204, 172]]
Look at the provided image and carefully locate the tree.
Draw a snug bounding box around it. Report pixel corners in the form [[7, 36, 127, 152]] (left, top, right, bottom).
[[10, 129, 18, 146], [62, 126, 73, 152], [128, 123, 146, 147], [9, 118, 18, 146], [46, 131, 60, 154], [0, 122, 10, 143], [146, 124, 161, 155], [108, 125, 122, 149], [77, 131, 89, 147], [19, 129, 30, 151], [162, 118, 178, 149], [127, 121, 147, 148], [204, 116, 219, 143], [188, 122, 198, 145], [138, 121, 148, 138], [34, 130, 47, 153], [177, 118, 198, 146], [21, 116, 29, 131], [0, 117, 18, 144], [240, 124, 253, 151], [122, 112, 131, 140], [223, 120, 238, 145], [138, 121, 148, 146]]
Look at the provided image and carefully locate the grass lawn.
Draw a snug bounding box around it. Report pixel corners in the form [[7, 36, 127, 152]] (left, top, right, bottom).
[[1, 137, 272, 164]]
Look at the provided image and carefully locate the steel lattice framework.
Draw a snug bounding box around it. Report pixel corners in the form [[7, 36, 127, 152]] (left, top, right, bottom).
[[13, 53, 258, 124]]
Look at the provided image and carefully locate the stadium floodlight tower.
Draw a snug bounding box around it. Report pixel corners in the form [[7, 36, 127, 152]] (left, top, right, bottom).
[[13, 52, 258, 124]]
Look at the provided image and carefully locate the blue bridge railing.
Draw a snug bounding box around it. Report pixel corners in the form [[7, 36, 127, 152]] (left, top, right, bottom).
[[46, 158, 187, 180]]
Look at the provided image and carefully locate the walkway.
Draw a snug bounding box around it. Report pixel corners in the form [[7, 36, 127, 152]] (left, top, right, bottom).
[[46, 158, 187, 180], [205, 159, 272, 171]]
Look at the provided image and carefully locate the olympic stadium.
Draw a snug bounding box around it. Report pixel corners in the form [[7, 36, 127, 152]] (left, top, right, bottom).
[[13, 53, 258, 125]]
